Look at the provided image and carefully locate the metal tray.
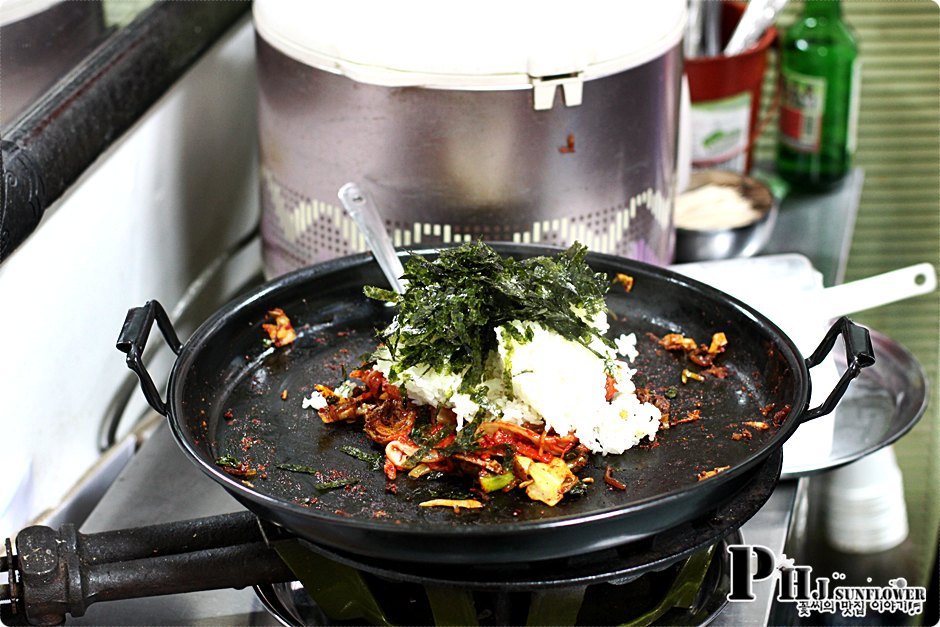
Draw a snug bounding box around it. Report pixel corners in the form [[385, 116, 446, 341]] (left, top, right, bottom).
[[781, 328, 928, 479]]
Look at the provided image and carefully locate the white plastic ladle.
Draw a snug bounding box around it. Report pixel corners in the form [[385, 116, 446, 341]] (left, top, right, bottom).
[[813, 262, 937, 321]]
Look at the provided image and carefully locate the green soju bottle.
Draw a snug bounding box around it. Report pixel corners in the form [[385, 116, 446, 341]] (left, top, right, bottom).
[[776, 0, 860, 190]]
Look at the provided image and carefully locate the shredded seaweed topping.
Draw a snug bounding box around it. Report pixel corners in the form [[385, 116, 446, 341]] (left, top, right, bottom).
[[364, 241, 611, 391], [276, 463, 320, 475], [340, 445, 384, 471], [277, 463, 360, 492], [404, 424, 457, 469], [313, 478, 359, 492]]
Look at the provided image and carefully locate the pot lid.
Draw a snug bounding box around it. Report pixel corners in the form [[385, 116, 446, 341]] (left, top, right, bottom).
[[253, 0, 685, 110]]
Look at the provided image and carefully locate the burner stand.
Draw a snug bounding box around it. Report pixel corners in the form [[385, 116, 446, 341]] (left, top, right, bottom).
[[252, 450, 781, 626]]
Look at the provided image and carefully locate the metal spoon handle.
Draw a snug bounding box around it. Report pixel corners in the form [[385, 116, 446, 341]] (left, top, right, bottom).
[[724, 0, 788, 56], [338, 182, 406, 294]]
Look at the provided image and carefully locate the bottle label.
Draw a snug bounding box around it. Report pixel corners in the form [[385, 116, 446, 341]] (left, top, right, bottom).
[[779, 68, 827, 154], [690, 91, 752, 173]]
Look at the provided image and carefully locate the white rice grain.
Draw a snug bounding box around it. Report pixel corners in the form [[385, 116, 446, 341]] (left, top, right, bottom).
[[373, 319, 661, 455]]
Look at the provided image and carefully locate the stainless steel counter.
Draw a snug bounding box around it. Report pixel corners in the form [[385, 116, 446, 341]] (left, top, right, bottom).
[[762, 168, 864, 287]]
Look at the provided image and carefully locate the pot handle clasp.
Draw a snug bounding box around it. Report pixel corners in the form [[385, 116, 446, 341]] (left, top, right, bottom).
[[801, 316, 875, 421], [116, 300, 182, 416]]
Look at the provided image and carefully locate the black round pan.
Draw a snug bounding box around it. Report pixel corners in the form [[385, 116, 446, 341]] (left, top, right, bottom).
[[117, 244, 873, 565]]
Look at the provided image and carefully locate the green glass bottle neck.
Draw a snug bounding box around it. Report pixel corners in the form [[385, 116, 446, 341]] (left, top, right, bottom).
[[802, 0, 843, 20]]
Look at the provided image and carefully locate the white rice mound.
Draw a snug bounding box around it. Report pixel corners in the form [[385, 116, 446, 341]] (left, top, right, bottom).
[[373, 316, 662, 455]]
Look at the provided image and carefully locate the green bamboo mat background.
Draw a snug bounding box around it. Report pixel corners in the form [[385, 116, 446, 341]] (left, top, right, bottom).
[[753, 0, 940, 586], [102, 0, 154, 29]]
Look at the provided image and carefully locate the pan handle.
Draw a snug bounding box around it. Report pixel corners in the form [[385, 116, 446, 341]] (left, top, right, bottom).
[[801, 316, 875, 422], [116, 300, 182, 417]]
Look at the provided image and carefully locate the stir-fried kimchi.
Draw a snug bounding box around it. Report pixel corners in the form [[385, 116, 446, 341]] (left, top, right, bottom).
[[316, 367, 589, 507]]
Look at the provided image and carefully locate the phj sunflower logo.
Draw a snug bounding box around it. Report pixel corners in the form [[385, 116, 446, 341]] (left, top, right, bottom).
[[727, 544, 926, 619]]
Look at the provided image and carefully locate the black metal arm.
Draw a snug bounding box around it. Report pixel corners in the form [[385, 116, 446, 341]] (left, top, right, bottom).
[[0, 0, 250, 263], [0, 512, 294, 626]]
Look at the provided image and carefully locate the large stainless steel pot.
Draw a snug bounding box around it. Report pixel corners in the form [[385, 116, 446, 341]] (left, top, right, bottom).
[[253, 1, 686, 276]]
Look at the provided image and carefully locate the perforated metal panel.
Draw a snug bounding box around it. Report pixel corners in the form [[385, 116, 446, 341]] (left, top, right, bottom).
[[260, 167, 675, 277]]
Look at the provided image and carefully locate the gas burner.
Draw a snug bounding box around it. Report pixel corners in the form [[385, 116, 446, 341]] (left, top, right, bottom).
[[0, 450, 778, 626], [265, 449, 781, 591], [250, 451, 780, 627], [256, 532, 742, 627]]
